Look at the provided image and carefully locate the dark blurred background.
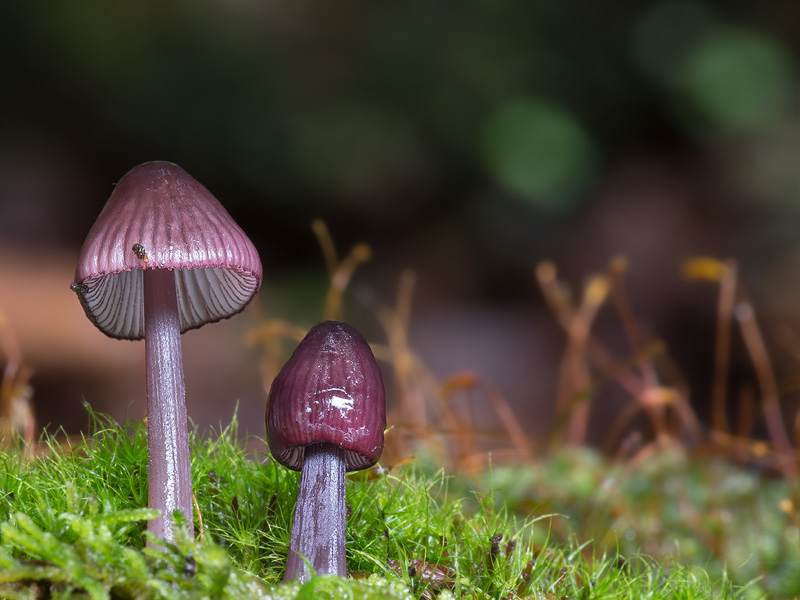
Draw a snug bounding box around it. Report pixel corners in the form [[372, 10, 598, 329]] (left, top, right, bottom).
[[0, 0, 798, 445]]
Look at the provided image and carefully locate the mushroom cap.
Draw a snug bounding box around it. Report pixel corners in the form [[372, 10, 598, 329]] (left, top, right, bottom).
[[266, 320, 386, 472], [73, 161, 262, 340]]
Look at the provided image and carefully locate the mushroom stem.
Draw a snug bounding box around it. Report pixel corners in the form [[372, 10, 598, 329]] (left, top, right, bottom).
[[143, 267, 193, 543], [285, 443, 347, 582]]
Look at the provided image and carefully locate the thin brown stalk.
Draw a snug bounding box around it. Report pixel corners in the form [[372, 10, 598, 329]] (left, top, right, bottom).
[[708, 429, 799, 473], [311, 219, 373, 321], [711, 259, 737, 434], [602, 386, 681, 455], [734, 295, 797, 476], [536, 261, 575, 331], [0, 312, 36, 451], [773, 329, 800, 449], [245, 305, 309, 397], [395, 269, 416, 332], [439, 373, 482, 470], [377, 276, 427, 435], [536, 262, 648, 418], [539, 260, 706, 453], [482, 381, 534, 460], [649, 340, 703, 443], [311, 219, 339, 279], [440, 372, 533, 463], [555, 274, 609, 445], [324, 243, 372, 321], [602, 400, 645, 456], [608, 257, 659, 390], [404, 346, 475, 468], [0, 312, 23, 416], [375, 274, 474, 464], [608, 257, 667, 437]]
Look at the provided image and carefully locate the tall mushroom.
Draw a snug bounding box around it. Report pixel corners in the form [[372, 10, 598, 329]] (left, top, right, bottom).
[[266, 320, 386, 582], [71, 161, 262, 542]]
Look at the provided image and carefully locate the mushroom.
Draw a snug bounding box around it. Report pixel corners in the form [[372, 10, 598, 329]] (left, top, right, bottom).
[[266, 320, 386, 582], [72, 161, 262, 542]]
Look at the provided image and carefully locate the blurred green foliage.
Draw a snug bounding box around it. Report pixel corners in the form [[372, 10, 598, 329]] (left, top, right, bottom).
[[433, 445, 798, 598]]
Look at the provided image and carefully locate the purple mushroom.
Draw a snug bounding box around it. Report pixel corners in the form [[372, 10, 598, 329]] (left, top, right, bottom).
[[266, 320, 386, 582], [72, 161, 262, 542]]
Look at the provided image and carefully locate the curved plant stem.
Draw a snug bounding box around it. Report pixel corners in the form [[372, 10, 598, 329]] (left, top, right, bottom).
[[285, 443, 346, 582], [144, 267, 193, 543]]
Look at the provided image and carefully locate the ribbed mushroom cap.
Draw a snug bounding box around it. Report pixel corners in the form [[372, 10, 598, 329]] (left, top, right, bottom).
[[72, 162, 262, 340], [266, 321, 386, 472]]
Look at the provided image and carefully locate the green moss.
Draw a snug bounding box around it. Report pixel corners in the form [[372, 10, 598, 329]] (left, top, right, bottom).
[[0, 407, 762, 599]]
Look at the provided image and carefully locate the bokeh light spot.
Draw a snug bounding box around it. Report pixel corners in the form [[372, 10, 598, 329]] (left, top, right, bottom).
[[482, 98, 595, 211], [678, 28, 793, 133]]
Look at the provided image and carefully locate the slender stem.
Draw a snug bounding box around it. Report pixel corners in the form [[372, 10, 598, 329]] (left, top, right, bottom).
[[285, 443, 346, 582], [143, 267, 193, 543]]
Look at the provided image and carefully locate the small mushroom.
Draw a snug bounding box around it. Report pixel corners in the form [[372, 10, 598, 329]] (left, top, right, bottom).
[[72, 161, 262, 542], [266, 320, 386, 582]]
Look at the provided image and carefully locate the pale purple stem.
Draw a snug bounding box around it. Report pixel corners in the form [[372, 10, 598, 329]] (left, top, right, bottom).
[[143, 267, 193, 543], [285, 443, 347, 582]]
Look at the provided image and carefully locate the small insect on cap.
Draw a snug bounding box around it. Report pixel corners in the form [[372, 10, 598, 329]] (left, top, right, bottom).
[[266, 320, 387, 472], [72, 161, 263, 340]]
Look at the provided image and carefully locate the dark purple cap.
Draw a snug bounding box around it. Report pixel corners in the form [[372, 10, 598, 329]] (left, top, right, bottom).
[[266, 320, 386, 472], [72, 161, 263, 340]]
